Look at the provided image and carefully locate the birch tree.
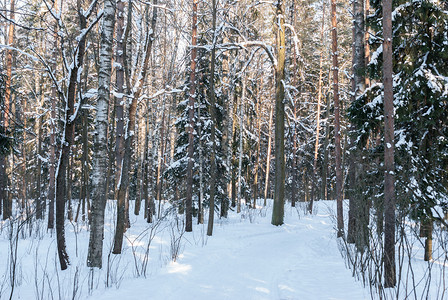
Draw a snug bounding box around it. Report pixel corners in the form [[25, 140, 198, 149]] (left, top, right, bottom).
[[88, 0, 116, 269]]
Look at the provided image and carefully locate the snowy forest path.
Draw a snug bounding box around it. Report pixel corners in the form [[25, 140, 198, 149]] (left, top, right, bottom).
[[90, 202, 367, 300]]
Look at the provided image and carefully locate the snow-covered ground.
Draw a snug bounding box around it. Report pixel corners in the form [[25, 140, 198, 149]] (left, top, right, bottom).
[[1, 199, 444, 299], [89, 201, 367, 300]]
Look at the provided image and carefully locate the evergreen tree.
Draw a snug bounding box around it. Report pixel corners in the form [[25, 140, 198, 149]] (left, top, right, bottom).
[[166, 33, 228, 220], [349, 0, 448, 228]]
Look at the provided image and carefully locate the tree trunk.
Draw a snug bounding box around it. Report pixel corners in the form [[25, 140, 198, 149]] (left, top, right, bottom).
[[88, 0, 116, 268], [231, 89, 238, 208], [383, 0, 396, 286], [79, 110, 90, 222], [423, 218, 433, 261], [347, 0, 366, 245], [252, 96, 262, 209], [291, 105, 297, 208], [114, 0, 157, 253], [142, 112, 151, 222], [105, 102, 115, 203], [1, 0, 15, 220], [48, 0, 59, 230], [271, 0, 286, 226], [36, 80, 44, 219], [237, 80, 245, 214], [21, 97, 29, 216], [309, 3, 325, 214], [156, 105, 166, 216], [365, 0, 371, 89], [197, 104, 204, 224], [322, 93, 330, 200], [331, 0, 344, 237], [264, 106, 273, 207], [207, 0, 217, 236], [67, 155, 73, 221], [185, 0, 198, 232], [55, 0, 92, 270], [112, 0, 127, 254]]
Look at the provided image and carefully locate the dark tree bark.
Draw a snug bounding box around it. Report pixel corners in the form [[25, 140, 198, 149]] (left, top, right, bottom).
[[309, 2, 325, 214], [185, 0, 198, 232], [1, 0, 15, 220], [383, 0, 396, 287], [48, 0, 59, 230], [347, 0, 367, 245], [365, 0, 371, 89], [112, 0, 126, 254], [331, 0, 344, 237], [55, 0, 101, 270], [271, 0, 286, 226], [231, 90, 238, 208], [321, 94, 330, 201], [207, 0, 217, 236], [35, 80, 44, 219], [264, 106, 273, 206], [114, 0, 157, 253]]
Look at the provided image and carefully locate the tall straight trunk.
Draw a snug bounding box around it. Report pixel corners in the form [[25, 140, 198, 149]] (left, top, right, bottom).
[[347, 0, 366, 245], [291, 105, 297, 208], [156, 104, 166, 216], [364, 0, 371, 88], [143, 117, 151, 222], [272, 0, 286, 226], [309, 4, 325, 214], [220, 42, 230, 218], [75, 112, 89, 223], [1, 0, 14, 220], [67, 155, 73, 221], [136, 113, 148, 217], [289, 0, 298, 209], [185, 0, 198, 232], [322, 94, 330, 200], [383, 0, 396, 287], [48, 0, 58, 229], [237, 80, 245, 214], [82, 111, 89, 221], [36, 81, 44, 219], [331, 0, 344, 237], [21, 98, 28, 215], [114, 0, 157, 253], [252, 98, 262, 209], [114, 0, 125, 200], [105, 102, 115, 201], [147, 106, 157, 221], [423, 219, 433, 261], [113, 0, 127, 254], [231, 90, 238, 208], [88, 0, 116, 269], [207, 0, 217, 236], [264, 106, 273, 206], [197, 104, 204, 224]]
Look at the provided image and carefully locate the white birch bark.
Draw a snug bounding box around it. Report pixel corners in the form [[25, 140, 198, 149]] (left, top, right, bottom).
[[88, 0, 116, 268]]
